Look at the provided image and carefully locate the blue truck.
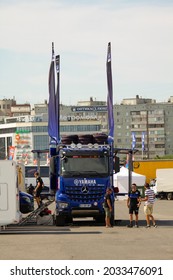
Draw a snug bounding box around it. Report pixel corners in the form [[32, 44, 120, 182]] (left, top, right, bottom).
[[50, 134, 115, 226], [48, 42, 115, 226]]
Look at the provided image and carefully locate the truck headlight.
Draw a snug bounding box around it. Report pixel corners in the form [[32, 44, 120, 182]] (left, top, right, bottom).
[[58, 202, 69, 209]]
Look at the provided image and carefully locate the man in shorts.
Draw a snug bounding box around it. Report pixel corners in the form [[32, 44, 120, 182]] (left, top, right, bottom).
[[141, 183, 157, 228], [103, 187, 113, 228], [127, 183, 141, 227]]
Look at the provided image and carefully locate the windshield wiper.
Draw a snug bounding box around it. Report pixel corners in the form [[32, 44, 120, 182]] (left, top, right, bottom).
[[82, 171, 107, 177], [61, 171, 83, 177], [70, 171, 83, 177]]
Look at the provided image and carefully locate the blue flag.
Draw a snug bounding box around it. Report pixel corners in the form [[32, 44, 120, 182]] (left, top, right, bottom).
[[132, 132, 136, 150], [55, 55, 60, 144], [142, 131, 145, 151], [106, 42, 114, 141], [48, 43, 58, 142]]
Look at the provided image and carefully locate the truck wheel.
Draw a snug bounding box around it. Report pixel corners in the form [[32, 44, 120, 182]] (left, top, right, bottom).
[[55, 215, 65, 226], [94, 215, 105, 224], [110, 213, 115, 227], [93, 133, 108, 144], [167, 193, 173, 200], [78, 134, 94, 144], [61, 135, 79, 144]]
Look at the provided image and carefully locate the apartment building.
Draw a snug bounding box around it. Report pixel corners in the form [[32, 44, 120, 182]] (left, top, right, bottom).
[[113, 95, 173, 160], [0, 95, 173, 163]]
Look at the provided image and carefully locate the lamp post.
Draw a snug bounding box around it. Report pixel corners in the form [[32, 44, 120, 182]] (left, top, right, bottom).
[[128, 150, 133, 193]]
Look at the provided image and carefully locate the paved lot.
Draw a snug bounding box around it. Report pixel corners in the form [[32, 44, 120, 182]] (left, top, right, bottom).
[[0, 199, 173, 260]]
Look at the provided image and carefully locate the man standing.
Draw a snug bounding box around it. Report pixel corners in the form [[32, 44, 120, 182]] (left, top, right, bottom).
[[34, 171, 44, 208], [127, 183, 141, 228], [103, 187, 113, 228], [141, 183, 157, 228]]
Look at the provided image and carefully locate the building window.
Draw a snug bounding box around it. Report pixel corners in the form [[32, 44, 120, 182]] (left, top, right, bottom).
[[0, 137, 5, 159], [33, 135, 49, 162], [60, 125, 101, 133], [33, 135, 49, 150], [32, 126, 48, 133], [117, 125, 121, 129], [0, 127, 16, 134]]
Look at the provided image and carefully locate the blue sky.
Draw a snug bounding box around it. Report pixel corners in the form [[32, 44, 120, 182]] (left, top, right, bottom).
[[0, 0, 173, 106]]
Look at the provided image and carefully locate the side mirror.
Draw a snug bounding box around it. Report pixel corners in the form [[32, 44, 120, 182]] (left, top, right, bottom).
[[114, 156, 120, 173]]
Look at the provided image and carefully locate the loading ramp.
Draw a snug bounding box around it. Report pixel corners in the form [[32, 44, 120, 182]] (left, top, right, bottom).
[[18, 200, 54, 226]]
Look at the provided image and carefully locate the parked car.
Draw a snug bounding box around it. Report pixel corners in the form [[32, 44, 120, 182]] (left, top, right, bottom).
[[19, 191, 34, 214]]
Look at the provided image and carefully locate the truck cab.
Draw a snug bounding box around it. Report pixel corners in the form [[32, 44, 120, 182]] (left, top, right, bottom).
[[54, 142, 114, 226]]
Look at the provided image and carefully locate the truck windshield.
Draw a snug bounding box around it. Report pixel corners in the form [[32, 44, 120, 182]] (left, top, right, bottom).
[[60, 156, 109, 177]]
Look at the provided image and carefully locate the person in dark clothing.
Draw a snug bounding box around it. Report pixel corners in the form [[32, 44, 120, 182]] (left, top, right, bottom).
[[34, 171, 44, 207], [127, 183, 141, 227], [103, 187, 113, 228]]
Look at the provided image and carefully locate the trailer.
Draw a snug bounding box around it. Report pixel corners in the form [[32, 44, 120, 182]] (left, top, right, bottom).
[[133, 159, 173, 183], [156, 168, 173, 200], [0, 160, 22, 226]]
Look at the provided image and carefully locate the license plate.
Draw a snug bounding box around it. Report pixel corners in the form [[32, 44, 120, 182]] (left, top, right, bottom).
[[79, 204, 91, 208]]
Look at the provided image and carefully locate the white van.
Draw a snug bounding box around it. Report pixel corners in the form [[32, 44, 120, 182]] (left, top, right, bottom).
[[0, 160, 22, 226]]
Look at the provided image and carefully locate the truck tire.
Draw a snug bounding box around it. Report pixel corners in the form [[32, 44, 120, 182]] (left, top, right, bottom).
[[110, 212, 115, 227], [55, 215, 66, 226], [94, 214, 105, 224], [167, 193, 173, 200], [65, 216, 73, 224], [93, 133, 108, 144], [78, 134, 94, 144], [61, 135, 79, 144]]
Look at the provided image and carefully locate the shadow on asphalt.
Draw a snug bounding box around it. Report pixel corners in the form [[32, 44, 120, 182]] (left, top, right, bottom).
[[70, 219, 173, 227], [0, 219, 172, 235], [116, 219, 173, 227]]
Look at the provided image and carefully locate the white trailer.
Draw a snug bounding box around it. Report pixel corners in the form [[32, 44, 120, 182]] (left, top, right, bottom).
[[0, 160, 22, 226], [156, 168, 173, 200]]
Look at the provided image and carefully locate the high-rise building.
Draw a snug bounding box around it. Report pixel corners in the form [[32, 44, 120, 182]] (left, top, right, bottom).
[[113, 95, 173, 160]]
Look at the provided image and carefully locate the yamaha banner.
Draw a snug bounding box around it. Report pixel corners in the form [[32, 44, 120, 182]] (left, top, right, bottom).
[[106, 42, 114, 141], [55, 54, 60, 143], [48, 42, 58, 143]]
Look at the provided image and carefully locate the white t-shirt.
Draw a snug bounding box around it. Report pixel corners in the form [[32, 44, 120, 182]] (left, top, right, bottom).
[[145, 188, 155, 205]]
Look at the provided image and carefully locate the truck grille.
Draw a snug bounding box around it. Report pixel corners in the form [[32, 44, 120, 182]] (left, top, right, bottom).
[[65, 185, 105, 203]]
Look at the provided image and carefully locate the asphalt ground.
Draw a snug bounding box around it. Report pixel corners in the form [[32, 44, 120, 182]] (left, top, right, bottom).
[[0, 199, 173, 260]]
